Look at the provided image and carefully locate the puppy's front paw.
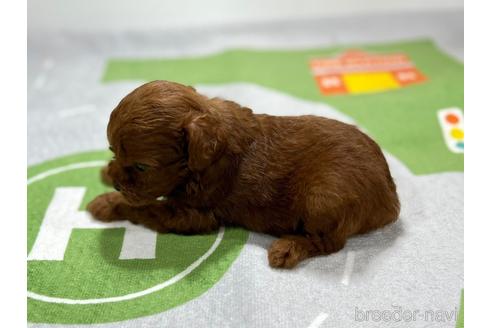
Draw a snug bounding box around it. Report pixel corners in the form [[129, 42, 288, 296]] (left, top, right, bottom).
[[87, 192, 124, 222], [268, 239, 304, 269]]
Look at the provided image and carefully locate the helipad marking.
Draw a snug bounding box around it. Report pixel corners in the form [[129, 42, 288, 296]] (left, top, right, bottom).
[[27, 161, 225, 304], [28, 227, 224, 304], [27, 161, 107, 185]]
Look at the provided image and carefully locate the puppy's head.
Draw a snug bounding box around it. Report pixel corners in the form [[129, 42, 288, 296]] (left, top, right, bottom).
[[106, 80, 225, 205]]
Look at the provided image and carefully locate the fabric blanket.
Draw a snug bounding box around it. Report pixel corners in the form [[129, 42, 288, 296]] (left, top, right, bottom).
[[28, 15, 464, 327]]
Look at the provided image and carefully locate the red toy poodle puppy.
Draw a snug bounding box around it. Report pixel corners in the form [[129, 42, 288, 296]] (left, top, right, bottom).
[[88, 80, 400, 268]]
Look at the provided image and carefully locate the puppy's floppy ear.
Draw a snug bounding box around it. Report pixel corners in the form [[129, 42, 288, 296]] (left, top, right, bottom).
[[184, 113, 225, 172]]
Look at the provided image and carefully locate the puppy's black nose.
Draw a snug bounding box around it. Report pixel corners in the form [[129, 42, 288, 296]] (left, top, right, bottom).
[[114, 183, 121, 191]]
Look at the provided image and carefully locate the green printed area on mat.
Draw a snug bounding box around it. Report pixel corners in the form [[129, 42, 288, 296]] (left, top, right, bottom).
[[27, 151, 249, 324], [104, 39, 464, 174], [456, 289, 464, 328]]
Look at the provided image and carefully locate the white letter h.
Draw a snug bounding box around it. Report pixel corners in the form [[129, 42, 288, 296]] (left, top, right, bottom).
[[28, 187, 157, 261]]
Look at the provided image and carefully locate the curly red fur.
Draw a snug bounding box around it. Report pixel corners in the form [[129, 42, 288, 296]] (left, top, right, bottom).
[[87, 80, 400, 268]]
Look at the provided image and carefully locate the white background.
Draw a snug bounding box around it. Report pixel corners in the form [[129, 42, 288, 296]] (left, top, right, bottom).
[[28, 0, 463, 32]]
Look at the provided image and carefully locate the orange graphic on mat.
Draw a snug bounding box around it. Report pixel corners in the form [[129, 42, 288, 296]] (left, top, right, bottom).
[[310, 50, 427, 95]]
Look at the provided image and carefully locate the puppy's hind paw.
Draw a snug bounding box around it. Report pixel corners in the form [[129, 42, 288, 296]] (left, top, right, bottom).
[[268, 239, 304, 269]]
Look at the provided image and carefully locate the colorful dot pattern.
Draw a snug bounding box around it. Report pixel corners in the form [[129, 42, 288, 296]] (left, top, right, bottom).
[[445, 113, 459, 124], [450, 128, 464, 140], [438, 108, 464, 153]]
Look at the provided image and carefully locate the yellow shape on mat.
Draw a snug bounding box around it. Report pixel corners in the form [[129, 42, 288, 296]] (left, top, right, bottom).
[[450, 128, 464, 140], [343, 72, 400, 94]]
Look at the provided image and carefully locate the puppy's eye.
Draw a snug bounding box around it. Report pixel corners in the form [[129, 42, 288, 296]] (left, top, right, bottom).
[[134, 163, 148, 172]]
